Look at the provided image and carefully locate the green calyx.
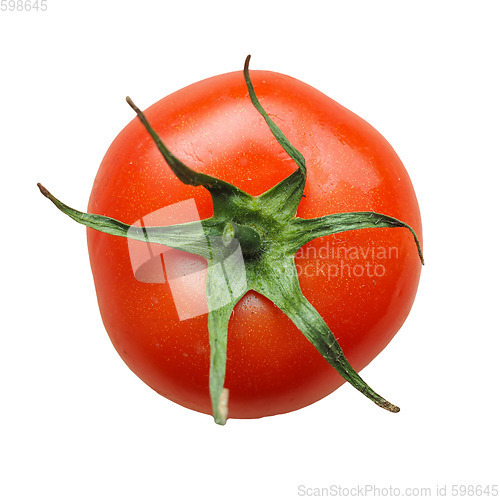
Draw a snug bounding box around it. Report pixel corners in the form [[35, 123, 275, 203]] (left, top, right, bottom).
[[38, 55, 424, 425]]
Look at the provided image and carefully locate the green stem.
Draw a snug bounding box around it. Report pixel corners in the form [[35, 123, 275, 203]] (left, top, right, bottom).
[[223, 221, 262, 257], [244, 55, 307, 221], [206, 242, 249, 425], [254, 256, 400, 413], [37, 183, 221, 259], [125, 97, 253, 217], [244, 55, 306, 177], [126, 97, 245, 195], [288, 212, 424, 264], [38, 56, 424, 423]]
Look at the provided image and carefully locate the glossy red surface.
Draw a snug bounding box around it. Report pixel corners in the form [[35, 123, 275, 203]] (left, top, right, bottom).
[[87, 69, 422, 418]]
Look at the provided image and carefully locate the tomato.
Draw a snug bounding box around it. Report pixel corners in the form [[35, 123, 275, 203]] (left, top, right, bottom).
[[83, 66, 422, 420]]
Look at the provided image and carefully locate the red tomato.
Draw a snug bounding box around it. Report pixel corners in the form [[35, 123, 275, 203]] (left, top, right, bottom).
[[87, 69, 422, 419]]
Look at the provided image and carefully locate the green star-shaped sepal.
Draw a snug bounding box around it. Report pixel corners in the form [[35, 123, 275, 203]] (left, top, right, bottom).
[[38, 55, 423, 425]]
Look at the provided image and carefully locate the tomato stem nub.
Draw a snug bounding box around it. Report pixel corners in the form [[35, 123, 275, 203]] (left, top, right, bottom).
[[223, 221, 262, 257]]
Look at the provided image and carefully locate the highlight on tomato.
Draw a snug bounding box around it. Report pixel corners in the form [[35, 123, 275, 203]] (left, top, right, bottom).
[[38, 56, 423, 424]]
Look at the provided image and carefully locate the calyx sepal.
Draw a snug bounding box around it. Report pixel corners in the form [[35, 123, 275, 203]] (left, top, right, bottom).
[[38, 56, 423, 424]]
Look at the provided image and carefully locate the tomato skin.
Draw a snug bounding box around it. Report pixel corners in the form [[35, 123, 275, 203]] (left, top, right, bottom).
[[87, 70, 422, 419]]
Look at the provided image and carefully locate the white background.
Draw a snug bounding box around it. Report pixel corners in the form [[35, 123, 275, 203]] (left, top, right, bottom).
[[2, 1, 499, 499]]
